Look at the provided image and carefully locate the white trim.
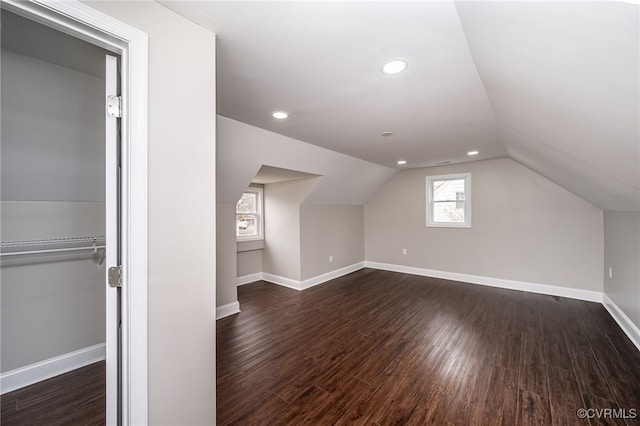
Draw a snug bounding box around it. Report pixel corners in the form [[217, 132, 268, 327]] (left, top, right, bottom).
[[602, 294, 640, 352], [1, 2, 150, 424], [104, 53, 119, 426], [237, 273, 263, 286], [300, 262, 365, 290], [236, 187, 264, 242], [364, 261, 602, 302], [216, 302, 241, 320], [119, 17, 149, 426], [0, 344, 105, 395], [248, 262, 365, 291], [262, 272, 304, 290], [427, 172, 472, 228]]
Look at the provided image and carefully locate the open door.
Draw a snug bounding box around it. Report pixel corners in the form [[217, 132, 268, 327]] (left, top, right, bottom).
[[0, 2, 148, 423], [105, 54, 121, 426]]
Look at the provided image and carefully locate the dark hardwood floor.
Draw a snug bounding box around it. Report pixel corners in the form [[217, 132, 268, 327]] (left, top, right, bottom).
[[1, 361, 105, 425], [217, 268, 640, 426]]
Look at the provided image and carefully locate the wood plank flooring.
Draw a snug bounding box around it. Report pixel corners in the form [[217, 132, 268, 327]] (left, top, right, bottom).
[[217, 268, 640, 426], [1, 361, 105, 425]]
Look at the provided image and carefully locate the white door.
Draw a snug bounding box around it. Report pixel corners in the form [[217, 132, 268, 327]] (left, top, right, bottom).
[[105, 54, 121, 426]]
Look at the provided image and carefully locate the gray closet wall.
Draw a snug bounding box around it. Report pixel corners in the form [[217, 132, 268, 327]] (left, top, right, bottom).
[[1, 12, 108, 374]]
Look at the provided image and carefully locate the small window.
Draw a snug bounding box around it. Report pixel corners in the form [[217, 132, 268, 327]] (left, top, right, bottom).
[[236, 187, 263, 241], [427, 173, 471, 228]]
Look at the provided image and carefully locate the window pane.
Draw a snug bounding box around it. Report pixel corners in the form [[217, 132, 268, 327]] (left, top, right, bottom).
[[433, 179, 465, 202], [433, 201, 465, 223], [236, 214, 257, 237], [236, 193, 256, 214]]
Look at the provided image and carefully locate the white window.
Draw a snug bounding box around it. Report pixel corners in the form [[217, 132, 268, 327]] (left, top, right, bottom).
[[236, 187, 264, 241], [427, 173, 471, 228]]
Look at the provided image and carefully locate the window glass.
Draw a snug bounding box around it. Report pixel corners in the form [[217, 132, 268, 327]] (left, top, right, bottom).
[[236, 188, 263, 240], [427, 174, 471, 228]]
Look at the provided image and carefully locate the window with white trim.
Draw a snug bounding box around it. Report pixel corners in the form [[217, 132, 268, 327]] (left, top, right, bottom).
[[427, 173, 471, 228], [236, 187, 264, 241]]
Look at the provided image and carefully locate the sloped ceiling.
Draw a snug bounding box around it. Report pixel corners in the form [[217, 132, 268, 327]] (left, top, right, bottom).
[[252, 165, 321, 185], [161, 1, 639, 211], [456, 1, 639, 211]]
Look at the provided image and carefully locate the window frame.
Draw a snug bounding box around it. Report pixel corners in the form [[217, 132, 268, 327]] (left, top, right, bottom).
[[236, 187, 264, 241], [426, 173, 472, 228]]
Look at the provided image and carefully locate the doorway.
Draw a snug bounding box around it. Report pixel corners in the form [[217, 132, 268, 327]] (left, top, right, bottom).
[[0, 9, 117, 424], [0, 2, 148, 424]]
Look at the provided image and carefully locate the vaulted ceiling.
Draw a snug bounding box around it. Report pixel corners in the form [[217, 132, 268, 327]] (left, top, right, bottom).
[[161, 1, 639, 211]]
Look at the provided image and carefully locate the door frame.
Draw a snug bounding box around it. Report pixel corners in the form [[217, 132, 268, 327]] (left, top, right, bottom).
[[1, 1, 149, 424]]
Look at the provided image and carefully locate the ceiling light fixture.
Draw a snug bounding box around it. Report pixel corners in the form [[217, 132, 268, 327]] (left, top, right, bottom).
[[381, 131, 393, 137], [382, 59, 408, 75], [272, 111, 289, 119], [467, 150, 479, 156], [397, 160, 407, 165]]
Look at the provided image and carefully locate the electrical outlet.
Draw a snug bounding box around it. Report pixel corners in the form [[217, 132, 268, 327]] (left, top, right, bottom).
[[402, 248, 407, 255], [608, 267, 613, 279], [329, 255, 333, 263]]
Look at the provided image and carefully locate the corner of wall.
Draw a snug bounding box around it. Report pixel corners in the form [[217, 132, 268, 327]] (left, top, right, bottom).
[[216, 203, 238, 308]]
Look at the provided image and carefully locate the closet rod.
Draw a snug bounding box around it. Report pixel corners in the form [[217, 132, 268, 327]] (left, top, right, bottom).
[[0, 236, 106, 257], [0, 245, 106, 257], [1, 236, 105, 248]]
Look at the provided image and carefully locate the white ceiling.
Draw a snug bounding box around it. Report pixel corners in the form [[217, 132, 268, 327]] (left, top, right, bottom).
[[161, 1, 639, 211]]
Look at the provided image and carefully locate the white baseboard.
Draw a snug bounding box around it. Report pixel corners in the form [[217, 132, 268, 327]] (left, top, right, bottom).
[[602, 294, 640, 351], [300, 261, 365, 290], [237, 272, 262, 286], [261, 272, 303, 290], [260, 262, 365, 291], [364, 261, 603, 302], [216, 301, 241, 320], [0, 343, 105, 395]]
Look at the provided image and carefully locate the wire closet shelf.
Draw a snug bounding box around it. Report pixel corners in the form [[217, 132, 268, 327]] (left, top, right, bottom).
[[0, 236, 106, 257]]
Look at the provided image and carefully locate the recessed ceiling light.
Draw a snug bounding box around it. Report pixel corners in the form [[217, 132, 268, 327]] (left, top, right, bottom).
[[467, 150, 479, 156], [382, 59, 408, 75], [397, 160, 407, 165], [381, 131, 393, 137], [272, 111, 289, 119]]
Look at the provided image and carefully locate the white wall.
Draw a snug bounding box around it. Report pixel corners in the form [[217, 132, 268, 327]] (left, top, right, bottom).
[[604, 211, 640, 330], [300, 205, 364, 280], [1, 50, 104, 201], [237, 249, 262, 278], [217, 116, 393, 302], [1, 46, 106, 373], [84, 2, 217, 424], [235, 200, 365, 284], [365, 158, 604, 291], [217, 203, 237, 307], [262, 178, 321, 281]]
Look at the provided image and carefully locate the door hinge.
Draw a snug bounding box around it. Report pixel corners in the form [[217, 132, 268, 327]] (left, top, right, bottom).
[[107, 95, 122, 118], [108, 265, 122, 288]]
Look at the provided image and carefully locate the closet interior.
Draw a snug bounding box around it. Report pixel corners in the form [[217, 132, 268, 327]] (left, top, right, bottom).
[[1, 10, 111, 422]]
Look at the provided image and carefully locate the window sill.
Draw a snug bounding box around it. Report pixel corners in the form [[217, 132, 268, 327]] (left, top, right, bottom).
[[427, 223, 471, 228], [237, 239, 265, 252]]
